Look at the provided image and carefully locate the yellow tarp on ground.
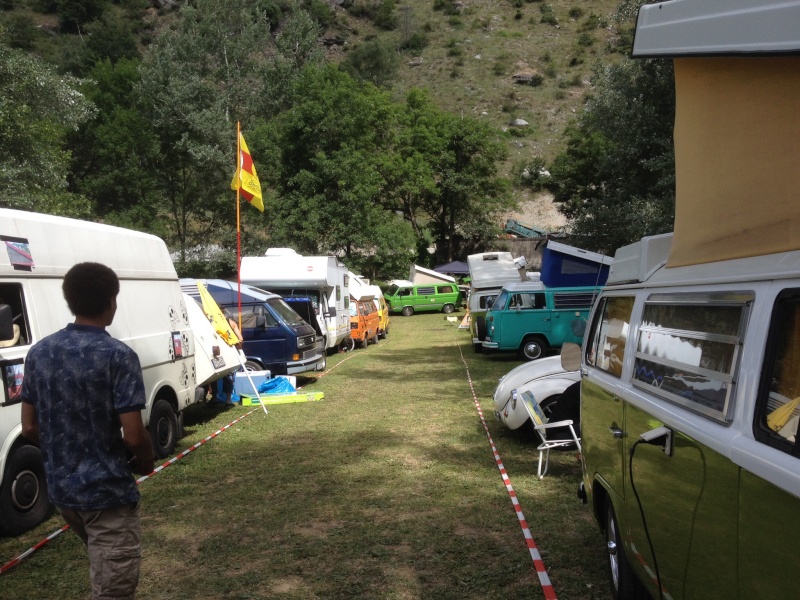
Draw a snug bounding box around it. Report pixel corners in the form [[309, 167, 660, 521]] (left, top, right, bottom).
[[240, 391, 324, 406], [669, 56, 800, 267]]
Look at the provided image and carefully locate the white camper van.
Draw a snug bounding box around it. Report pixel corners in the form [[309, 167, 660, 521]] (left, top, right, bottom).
[[239, 249, 350, 352], [0, 210, 197, 536]]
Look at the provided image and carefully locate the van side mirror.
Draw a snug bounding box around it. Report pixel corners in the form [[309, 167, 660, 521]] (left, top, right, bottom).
[[255, 315, 267, 328], [0, 305, 13, 341], [561, 342, 581, 372], [486, 298, 493, 308], [327, 306, 336, 317]]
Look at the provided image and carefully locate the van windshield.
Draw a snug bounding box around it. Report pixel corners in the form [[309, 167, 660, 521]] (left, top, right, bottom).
[[386, 285, 399, 296], [492, 291, 509, 311], [267, 298, 306, 326], [271, 290, 320, 310]]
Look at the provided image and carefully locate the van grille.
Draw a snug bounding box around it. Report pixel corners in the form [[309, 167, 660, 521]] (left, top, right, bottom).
[[553, 292, 597, 309]]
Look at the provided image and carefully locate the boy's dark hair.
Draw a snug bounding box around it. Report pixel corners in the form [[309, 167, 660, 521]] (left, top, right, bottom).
[[63, 262, 120, 317]]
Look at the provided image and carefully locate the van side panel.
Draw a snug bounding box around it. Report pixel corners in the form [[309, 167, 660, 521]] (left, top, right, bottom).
[[738, 471, 799, 598], [624, 402, 739, 600]]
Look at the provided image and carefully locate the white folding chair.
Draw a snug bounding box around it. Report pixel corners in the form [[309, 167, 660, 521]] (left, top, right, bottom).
[[518, 389, 581, 479]]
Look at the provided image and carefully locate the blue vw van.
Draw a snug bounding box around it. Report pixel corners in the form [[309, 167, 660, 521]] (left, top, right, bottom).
[[181, 279, 325, 375]]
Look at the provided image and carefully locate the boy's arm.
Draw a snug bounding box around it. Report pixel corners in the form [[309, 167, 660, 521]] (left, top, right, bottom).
[[21, 402, 39, 444], [119, 411, 155, 475]]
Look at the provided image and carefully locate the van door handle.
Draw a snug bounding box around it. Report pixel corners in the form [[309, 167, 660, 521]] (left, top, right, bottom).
[[609, 427, 624, 439], [542, 317, 550, 321]]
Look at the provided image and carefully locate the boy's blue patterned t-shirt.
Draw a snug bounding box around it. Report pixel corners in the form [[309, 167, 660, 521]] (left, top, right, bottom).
[[20, 323, 146, 510]]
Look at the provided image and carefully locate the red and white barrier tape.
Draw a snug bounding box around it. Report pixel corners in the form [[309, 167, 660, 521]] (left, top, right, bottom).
[[1, 407, 260, 575], [457, 343, 558, 600]]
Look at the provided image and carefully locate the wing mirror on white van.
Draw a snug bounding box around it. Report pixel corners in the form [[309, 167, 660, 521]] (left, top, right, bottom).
[[561, 342, 581, 372]]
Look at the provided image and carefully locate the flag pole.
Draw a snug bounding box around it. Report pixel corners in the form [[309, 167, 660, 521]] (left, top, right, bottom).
[[235, 121, 243, 330]]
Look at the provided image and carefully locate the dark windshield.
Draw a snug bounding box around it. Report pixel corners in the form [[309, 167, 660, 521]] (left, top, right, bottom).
[[267, 298, 306, 326], [386, 285, 399, 296]]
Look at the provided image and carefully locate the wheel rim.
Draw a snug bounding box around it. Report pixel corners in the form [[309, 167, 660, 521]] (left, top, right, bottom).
[[156, 415, 173, 448], [11, 469, 40, 512], [607, 509, 620, 590], [524, 341, 543, 360]]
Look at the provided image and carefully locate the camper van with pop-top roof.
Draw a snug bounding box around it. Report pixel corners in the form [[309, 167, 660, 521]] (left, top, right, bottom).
[[572, 2, 800, 598]]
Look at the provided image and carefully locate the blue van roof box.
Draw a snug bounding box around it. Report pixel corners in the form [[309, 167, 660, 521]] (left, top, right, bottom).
[[540, 241, 612, 288]]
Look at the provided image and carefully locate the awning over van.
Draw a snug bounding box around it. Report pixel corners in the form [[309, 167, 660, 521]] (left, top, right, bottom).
[[669, 56, 800, 267]]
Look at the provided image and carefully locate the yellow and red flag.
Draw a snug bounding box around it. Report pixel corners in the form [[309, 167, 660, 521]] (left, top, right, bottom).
[[230, 132, 264, 212]]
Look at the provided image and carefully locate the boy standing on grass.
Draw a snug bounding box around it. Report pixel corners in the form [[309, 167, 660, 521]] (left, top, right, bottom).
[[20, 262, 155, 600]]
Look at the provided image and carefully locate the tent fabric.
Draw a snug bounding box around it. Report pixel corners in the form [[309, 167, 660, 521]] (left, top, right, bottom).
[[669, 56, 800, 268], [433, 261, 469, 275]]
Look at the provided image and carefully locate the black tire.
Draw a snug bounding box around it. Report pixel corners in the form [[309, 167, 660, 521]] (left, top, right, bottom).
[[475, 316, 487, 341], [149, 399, 178, 459], [360, 336, 368, 349], [538, 395, 560, 421], [0, 445, 52, 537], [519, 336, 548, 361], [244, 360, 263, 371], [605, 499, 647, 600], [341, 337, 355, 353], [401, 306, 414, 317], [442, 303, 455, 314]]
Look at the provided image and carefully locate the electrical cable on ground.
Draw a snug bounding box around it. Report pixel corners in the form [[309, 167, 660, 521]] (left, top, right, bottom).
[[456, 340, 559, 600]]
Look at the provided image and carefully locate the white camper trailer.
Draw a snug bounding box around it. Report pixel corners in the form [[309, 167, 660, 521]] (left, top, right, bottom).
[[239, 249, 350, 352], [0, 209, 197, 536]]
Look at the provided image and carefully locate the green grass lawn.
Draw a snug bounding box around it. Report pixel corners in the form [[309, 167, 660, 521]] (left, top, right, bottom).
[[0, 312, 611, 599]]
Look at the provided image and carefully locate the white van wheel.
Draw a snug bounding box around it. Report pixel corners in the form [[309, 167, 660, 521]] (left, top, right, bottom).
[[605, 499, 645, 600], [442, 303, 455, 314], [150, 399, 178, 458], [519, 336, 547, 361], [341, 337, 355, 352], [401, 306, 414, 317], [0, 445, 52, 536]]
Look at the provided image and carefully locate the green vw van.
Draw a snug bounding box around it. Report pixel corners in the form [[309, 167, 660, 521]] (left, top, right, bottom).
[[384, 282, 463, 316]]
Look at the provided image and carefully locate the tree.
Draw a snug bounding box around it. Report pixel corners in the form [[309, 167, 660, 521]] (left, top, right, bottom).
[[255, 65, 397, 262], [0, 42, 95, 217], [390, 90, 512, 264], [67, 58, 162, 231], [134, 0, 274, 264], [549, 56, 676, 254], [340, 38, 400, 88]]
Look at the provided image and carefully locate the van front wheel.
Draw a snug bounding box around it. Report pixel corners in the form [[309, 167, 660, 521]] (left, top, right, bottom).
[[149, 399, 178, 458], [0, 445, 52, 536], [401, 307, 414, 317], [519, 336, 548, 361], [605, 499, 646, 600], [442, 304, 455, 314]]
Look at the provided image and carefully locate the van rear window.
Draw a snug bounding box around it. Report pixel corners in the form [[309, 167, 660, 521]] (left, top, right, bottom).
[[553, 292, 597, 309], [632, 293, 750, 422], [756, 292, 800, 452]]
